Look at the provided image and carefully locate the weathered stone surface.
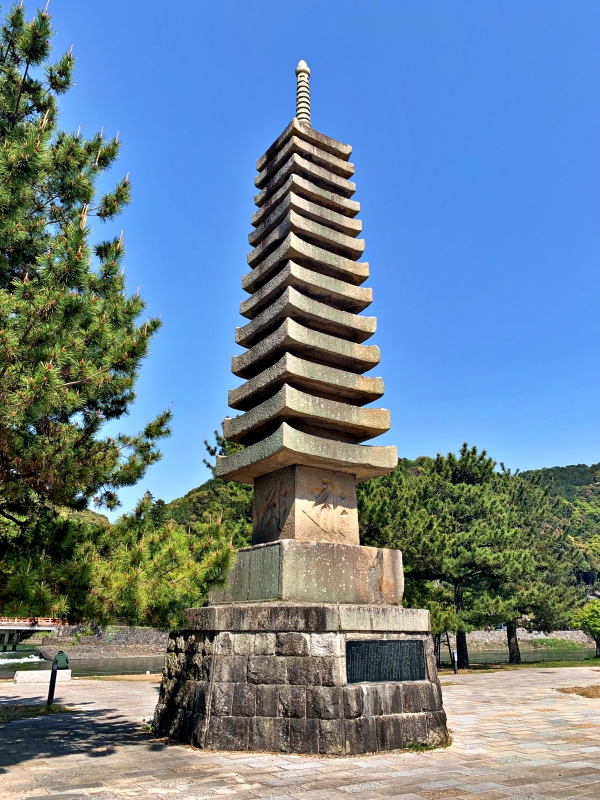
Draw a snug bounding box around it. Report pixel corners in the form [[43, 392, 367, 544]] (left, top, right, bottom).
[[228, 353, 383, 412], [236, 287, 376, 348], [242, 231, 368, 293], [153, 627, 448, 755], [254, 153, 356, 208], [215, 422, 397, 484], [187, 604, 429, 633], [224, 386, 389, 446], [249, 193, 362, 248], [240, 261, 371, 320], [232, 319, 379, 380], [256, 117, 352, 172], [256, 135, 355, 189], [248, 210, 364, 267], [208, 540, 404, 605], [252, 174, 360, 227]]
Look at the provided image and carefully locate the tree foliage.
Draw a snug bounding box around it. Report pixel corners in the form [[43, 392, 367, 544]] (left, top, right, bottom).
[[0, 3, 170, 543]]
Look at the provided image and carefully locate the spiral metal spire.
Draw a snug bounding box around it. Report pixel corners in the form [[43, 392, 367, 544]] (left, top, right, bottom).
[[295, 60, 311, 126]]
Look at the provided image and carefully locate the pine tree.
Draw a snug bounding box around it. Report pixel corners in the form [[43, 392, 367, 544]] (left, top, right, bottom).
[[359, 445, 539, 668], [0, 5, 170, 554]]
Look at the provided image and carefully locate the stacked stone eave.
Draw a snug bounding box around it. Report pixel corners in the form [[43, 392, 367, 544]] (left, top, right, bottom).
[[215, 118, 397, 484]]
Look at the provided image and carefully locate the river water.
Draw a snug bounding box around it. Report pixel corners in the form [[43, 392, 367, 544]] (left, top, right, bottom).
[[1, 643, 597, 679], [0, 645, 165, 678]]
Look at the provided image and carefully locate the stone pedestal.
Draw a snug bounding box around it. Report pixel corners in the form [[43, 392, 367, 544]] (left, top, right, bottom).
[[153, 604, 448, 755], [253, 465, 359, 545]]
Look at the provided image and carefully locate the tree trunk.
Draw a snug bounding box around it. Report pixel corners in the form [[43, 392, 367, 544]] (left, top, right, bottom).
[[506, 621, 521, 664], [453, 579, 469, 669], [595, 638, 600, 658], [456, 630, 469, 669]]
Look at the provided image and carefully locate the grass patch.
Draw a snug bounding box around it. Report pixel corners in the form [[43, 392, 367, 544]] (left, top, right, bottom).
[[0, 703, 74, 724], [529, 638, 585, 650], [557, 685, 600, 698], [439, 657, 600, 674]]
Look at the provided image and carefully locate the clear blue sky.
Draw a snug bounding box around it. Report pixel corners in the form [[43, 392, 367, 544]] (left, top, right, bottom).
[[46, 1, 600, 515]]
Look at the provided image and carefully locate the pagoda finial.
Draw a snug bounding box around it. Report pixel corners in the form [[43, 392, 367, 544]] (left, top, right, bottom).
[[295, 60, 311, 126]]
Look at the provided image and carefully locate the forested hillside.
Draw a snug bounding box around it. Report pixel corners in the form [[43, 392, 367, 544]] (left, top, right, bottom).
[[523, 463, 600, 501]]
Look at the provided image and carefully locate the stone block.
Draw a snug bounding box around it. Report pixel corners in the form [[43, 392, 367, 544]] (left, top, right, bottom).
[[401, 712, 428, 747], [215, 631, 233, 655], [310, 632, 339, 657], [232, 633, 255, 655], [306, 686, 341, 719], [275, 632, 310, 656], [319, 719, 343, 755], [425, 710, 449, 746], [286, 656, 321, 685], [419, 681, 436, 712], [256, 684, 279, 717], [320, 656, 342, 686], [289, 718, 319, 754], [207, 716, 249, 751], [14, 669, 71, 684], [213, 655, 247, 683], [278, 685, 306, 717], [273, 717, 290, 752], [249, 716, 276, 751], [209, 539, 404, 606], [214, 420, 398, 484], [232, 684, 256, 717], [254, 632, 276, 655], [401, 682, 423, 714], [344, 717, 377, 755], [247, 655, 286, 684], [253, 465, 359, 546], [211, 682, 234, 716], [343, 685, 364, 718], [376, 714, 404, 751]]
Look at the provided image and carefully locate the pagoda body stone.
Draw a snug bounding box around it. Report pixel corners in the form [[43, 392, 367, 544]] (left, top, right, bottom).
[[154, 64, 448, 754]]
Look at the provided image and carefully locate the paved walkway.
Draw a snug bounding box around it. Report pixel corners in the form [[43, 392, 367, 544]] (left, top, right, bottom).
[[2, 666, 600, 799]]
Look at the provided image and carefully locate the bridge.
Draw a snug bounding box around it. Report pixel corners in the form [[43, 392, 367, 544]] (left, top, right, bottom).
[[0, 617, 61, 652]]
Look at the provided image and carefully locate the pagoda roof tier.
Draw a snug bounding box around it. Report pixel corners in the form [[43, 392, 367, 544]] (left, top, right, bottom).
[[256, 118, 352, 171], [255, 135, 355, 188], [242, 232, 369, 293], [252, 175, 360, 226], [231, 318, 380, 379], [254, 153, 355, 207], [235, 286, 376, 348], [249, 192, 362, 247], [240, 262, 372, 320], [223, 384, 390, 446], [215, 422, 397, 484], [247, 209, 365, 267], [228, 353, 384, 412]]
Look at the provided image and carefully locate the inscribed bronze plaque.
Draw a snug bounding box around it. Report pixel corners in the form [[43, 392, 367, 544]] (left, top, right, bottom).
[[346, 639, 425, 683]]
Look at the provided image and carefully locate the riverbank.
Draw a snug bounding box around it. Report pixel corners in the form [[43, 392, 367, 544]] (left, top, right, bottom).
[[33, 625, 168, 661]]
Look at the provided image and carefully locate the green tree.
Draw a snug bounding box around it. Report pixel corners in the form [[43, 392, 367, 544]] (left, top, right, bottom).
[[571, 600, 600, 658], [85, 493, 234, 627], [0, 6, 170, 560], [359, 445, 539, 668]]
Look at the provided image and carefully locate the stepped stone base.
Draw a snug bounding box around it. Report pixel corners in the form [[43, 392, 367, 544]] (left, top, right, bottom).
[[153, 604, 448, 755]]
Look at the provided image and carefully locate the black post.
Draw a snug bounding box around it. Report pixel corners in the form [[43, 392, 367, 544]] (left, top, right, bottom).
[[47, 662, 58, 707], [453, 650, 458, 675]]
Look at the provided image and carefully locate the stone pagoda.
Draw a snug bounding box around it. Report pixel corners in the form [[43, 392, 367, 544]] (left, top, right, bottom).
[[154, 61, 448, 755]]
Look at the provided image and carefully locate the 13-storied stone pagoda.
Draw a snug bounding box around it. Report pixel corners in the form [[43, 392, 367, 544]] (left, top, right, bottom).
[[154, 61, 448, 755]]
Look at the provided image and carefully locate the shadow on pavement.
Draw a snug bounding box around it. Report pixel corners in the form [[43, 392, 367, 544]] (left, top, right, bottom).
[[0, 701, 168, 772]]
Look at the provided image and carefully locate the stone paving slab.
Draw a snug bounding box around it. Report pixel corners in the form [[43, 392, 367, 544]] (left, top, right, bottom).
[[3, 667, 600, 798]]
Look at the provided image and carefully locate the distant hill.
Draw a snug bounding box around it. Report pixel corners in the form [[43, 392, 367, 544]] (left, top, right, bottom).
[[522, 463, 600, 502]]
